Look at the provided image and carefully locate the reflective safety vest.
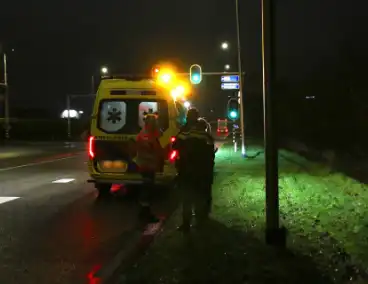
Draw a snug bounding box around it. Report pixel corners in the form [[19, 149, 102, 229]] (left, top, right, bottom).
[[135, 127, 163, 172]]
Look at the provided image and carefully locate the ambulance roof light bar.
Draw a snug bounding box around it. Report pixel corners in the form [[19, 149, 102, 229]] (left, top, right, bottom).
[[101, 74, 154, 81]]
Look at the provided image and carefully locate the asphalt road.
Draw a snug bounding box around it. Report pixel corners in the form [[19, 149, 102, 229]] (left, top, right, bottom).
[[0, 150, 178, 284], [0, 142, 86, 168]]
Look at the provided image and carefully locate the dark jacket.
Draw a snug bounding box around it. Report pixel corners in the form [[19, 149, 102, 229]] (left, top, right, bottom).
[[173, 121, 215, 183]]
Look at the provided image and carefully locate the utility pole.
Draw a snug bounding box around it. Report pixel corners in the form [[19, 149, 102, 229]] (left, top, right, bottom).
[[1, 45, 10, 140], [262, 0, 286, 246], [66, 93, 96, 140], [235, 0, 246, 157], [66, 95, 71, 140]]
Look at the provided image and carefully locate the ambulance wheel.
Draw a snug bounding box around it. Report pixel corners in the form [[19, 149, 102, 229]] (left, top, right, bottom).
[[96, 183, 112, 198]]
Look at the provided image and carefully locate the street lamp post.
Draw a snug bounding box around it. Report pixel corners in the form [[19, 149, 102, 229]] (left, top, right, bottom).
[[235, 0, 246, 157], [1, 48, 10, 139], [91, 66, 109, 94]]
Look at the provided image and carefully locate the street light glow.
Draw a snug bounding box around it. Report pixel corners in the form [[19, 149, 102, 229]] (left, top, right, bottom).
[[184, 101, 191, 108], [101, 67, 108, 74], [221, 42, 229, 50], [225, 64, 230, 70], [61, 109, 79, 119]]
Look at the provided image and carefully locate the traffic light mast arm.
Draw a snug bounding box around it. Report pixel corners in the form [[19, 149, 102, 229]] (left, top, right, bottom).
[[177, 72, 245, 76]]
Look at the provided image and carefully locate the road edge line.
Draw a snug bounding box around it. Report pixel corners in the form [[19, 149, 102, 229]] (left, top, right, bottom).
[[93, 210, 177, 284], [0, 152, 84, 172]]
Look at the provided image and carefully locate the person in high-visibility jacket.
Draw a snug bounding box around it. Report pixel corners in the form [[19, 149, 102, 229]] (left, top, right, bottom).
[[135, 111, 164, 173], [173, 108, 215, 232], [135, 109, 163, 223], [196, 117, 216, 215]]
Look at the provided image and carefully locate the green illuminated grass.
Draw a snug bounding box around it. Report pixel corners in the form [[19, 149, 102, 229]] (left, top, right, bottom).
[[119, 144, 368, 284]]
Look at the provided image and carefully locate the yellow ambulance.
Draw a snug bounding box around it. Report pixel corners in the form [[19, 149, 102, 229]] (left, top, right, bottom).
[[87, 76, 187, 196]]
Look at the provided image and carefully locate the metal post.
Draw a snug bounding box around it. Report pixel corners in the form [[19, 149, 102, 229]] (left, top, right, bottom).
[[262, 0, 285, 247], [3, 52, 9, 139], [233, 125, 237, 152], [235, 0, 246, 157], [91, 75, 95, 94], [66, 95, 71, 140]]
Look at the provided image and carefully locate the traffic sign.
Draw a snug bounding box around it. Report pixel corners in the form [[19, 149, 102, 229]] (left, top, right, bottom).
[[221, 83, 239, 90], [221, 75, 239, 83]]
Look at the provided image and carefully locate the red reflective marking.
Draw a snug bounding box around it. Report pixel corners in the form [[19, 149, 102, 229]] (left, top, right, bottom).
[[111, 184, 121, 192], [88, 136, 95, 158], [169, 150, 177, 160], [87, 264, 102, 284]]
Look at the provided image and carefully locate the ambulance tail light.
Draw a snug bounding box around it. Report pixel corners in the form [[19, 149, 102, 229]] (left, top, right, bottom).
[[169, 150, 178, 161], [88, 136, 95, 158]]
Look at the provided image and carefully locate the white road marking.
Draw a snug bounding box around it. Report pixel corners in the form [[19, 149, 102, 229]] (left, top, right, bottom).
[[0, 155, 80, 173], [0, 197, 20, 205], [52, 178, 75, 183]]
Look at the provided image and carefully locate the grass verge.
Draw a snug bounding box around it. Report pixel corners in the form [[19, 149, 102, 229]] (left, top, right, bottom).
[[118, 144, 368, 284]]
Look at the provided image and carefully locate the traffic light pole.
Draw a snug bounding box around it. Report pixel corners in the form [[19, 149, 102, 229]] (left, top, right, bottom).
[[235, 0, 246, 157], [262, 0, 286, 247], [232, 124, 237, 152]]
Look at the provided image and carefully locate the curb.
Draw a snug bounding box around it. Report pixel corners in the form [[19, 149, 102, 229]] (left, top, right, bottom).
[[91, 211, 176, 284]]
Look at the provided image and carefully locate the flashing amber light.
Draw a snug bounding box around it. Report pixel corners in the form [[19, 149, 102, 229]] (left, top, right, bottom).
[[161, 73, 171, 83]]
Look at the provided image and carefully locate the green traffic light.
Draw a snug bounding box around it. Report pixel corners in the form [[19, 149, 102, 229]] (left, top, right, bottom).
[[191, 74, 200, 83], [229, 110, 238, 119], [189, 64, 202, 84]]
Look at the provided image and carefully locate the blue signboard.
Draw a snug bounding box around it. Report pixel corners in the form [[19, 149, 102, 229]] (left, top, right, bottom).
[[221, 83, 239, 90], [221, 75, 239, 83]]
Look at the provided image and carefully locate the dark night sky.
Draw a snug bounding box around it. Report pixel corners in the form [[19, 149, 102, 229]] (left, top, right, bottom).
[[0, 0, 367, 116]]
